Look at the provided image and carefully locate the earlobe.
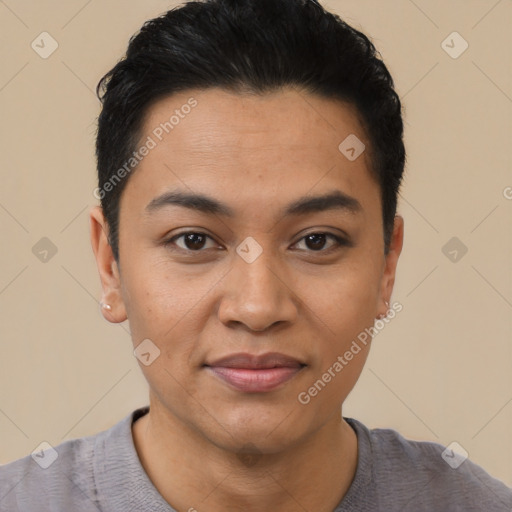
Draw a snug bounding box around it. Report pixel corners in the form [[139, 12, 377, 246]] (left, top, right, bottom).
[[376, 300, 390, 319], [89, 206, 128, 323], [99, 302, 112, 311]]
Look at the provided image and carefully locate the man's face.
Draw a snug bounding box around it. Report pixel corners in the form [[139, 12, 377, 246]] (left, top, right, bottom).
[[96, 87, 402, 453]]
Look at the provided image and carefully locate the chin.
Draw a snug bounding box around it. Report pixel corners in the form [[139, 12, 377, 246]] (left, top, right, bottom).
[[209, 405, 307, 452]]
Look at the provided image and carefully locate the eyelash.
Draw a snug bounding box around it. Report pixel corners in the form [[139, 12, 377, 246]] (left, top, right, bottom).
[[164, 231, 350, 254]]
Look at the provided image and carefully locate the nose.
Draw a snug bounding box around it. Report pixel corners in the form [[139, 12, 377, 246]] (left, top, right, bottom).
[[217, 249, 299, 332]]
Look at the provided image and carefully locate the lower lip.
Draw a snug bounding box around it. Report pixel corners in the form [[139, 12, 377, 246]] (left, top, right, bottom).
[[207, 366, 303, 393]]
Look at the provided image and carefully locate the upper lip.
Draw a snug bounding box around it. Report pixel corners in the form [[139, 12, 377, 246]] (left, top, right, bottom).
[[205, 352, 305, 369]]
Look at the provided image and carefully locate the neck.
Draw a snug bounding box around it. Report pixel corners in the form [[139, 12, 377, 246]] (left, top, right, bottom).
[[132, 401, 358, 512]]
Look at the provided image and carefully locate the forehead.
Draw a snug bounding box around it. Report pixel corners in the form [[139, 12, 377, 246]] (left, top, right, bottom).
[[122, 87, 379, 218], [142, 87, 369, 158]]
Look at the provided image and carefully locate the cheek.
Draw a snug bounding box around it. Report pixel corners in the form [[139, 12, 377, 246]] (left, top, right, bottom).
[[295, 259, 380, 396], [300, 259, 380, 333], [119, 255, 229, 375], [120, 255, 202, 331]]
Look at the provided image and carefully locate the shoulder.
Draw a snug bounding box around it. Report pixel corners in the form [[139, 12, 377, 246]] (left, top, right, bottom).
[[0, 436, 98, 511], [347, 418, 512, 511], [0, 410, 137, 512]]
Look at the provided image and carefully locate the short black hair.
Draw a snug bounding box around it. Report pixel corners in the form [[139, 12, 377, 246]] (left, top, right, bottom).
[[96, 0, 405, 261]]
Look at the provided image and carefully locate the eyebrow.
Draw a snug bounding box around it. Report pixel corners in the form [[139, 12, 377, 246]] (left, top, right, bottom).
[[144, 190, 362, 217], [285, 190, 362, 216], [145, 191, 234, 216]]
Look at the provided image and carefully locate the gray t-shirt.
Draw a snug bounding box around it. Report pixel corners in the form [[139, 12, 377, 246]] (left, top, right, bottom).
[[1, 406, 511, 511]]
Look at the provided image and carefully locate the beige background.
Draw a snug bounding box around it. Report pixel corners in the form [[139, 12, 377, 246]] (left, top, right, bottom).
[[1, 0, 511, 487]]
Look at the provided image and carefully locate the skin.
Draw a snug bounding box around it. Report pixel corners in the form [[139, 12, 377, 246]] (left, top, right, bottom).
[[90, 87, 404, 512]]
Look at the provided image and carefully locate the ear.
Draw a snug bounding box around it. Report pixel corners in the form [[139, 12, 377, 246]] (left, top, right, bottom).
[[89, 206, 127, 323], [377, 215, 404, 318]]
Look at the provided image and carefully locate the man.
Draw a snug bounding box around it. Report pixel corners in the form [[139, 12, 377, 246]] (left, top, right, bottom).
[[1, 0, 511, 510]]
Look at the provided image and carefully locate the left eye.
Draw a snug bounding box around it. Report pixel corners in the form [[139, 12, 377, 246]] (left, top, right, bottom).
[[293, 233, 346, 252]]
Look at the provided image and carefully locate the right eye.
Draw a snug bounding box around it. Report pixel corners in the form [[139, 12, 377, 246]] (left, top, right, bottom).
[[164, 232, 220, 252]]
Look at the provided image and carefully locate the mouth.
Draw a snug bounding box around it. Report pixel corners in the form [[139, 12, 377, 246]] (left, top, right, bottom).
[[204, 352, 307, 393]]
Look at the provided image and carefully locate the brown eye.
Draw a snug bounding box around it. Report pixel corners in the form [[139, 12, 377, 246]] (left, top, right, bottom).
[[305, 233, 328, 251], [168, 232, 218, 251], [183, 233, 207, 250], [293, 232, 349, 253]]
